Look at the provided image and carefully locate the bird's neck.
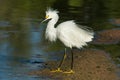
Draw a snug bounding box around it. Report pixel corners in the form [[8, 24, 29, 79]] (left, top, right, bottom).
[[47, 18, 58, 28], [45, 18, 58, 42]]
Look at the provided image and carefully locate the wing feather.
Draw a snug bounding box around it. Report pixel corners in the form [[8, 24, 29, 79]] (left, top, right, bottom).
[[57, 20, 94, 48]]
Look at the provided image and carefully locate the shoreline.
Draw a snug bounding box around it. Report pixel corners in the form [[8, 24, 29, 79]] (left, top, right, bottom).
[[29, 49, 119, 80]]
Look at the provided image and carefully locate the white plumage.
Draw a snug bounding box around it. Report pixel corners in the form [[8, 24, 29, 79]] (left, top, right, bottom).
[[42, 8, 94, 73], [44, 8, 94, 49]]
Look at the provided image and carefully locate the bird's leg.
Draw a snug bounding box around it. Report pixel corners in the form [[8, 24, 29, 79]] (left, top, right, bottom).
[[58, 48, 67, 68], [63, 49, 74, 74], [51, 48, 67, 72]]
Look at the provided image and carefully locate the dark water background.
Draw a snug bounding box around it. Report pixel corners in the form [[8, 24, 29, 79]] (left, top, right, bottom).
[[0, 0, 120, 80]]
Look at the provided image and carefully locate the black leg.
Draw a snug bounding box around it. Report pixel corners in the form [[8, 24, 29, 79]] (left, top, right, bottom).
[[51, 48, 67, 72], [63, 49, 74, 73], [51, 48, 74, 73], [58, 48, 67, 68], [71, 49, 74, 70]]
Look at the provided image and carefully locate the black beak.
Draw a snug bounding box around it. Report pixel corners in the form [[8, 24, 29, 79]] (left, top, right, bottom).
[[41, 18, 52, 23]]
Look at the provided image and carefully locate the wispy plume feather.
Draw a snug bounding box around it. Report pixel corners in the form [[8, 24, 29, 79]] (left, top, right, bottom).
[[46, 7, 59, 14]]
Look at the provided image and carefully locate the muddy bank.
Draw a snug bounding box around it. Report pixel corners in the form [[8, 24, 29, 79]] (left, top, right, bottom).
[[29, 49, 119, 80], [93, 29, 120, 44]]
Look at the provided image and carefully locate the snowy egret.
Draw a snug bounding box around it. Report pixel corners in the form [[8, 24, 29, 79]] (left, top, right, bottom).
[[42, 8, 94, 73]]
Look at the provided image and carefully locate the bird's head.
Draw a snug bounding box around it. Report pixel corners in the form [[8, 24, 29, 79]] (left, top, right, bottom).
[[42, 8, 59, 23]]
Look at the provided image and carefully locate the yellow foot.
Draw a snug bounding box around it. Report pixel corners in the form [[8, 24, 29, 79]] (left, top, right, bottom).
[[63, 70, 74, 74], [51, 68, 63, 73]]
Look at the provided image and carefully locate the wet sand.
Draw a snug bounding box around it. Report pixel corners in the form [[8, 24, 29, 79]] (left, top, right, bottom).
[[93, 29, 120, 44], [29, 49, 119, 80]]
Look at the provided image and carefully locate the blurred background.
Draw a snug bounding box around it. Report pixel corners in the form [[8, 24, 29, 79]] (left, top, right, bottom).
[[0, 0, 120, 80]]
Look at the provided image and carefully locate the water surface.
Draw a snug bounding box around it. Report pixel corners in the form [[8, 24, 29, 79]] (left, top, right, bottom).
[[0, 0, 120, 80]]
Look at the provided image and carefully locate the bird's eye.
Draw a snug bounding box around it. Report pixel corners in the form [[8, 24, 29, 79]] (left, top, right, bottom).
[[45, 15, 49, 19]]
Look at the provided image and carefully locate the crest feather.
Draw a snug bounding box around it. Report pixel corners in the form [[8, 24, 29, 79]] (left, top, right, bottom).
[[46, 7, 59, 14]]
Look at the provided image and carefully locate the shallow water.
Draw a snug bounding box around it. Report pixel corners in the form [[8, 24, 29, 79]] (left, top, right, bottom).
[[0, 0, 120, 79]]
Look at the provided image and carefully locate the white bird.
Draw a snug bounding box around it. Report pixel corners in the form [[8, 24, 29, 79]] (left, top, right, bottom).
[[42, 8, 94, 73]]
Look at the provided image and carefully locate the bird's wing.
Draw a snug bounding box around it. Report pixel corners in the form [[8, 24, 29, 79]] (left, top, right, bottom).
[[57, 20, 94, 48]]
